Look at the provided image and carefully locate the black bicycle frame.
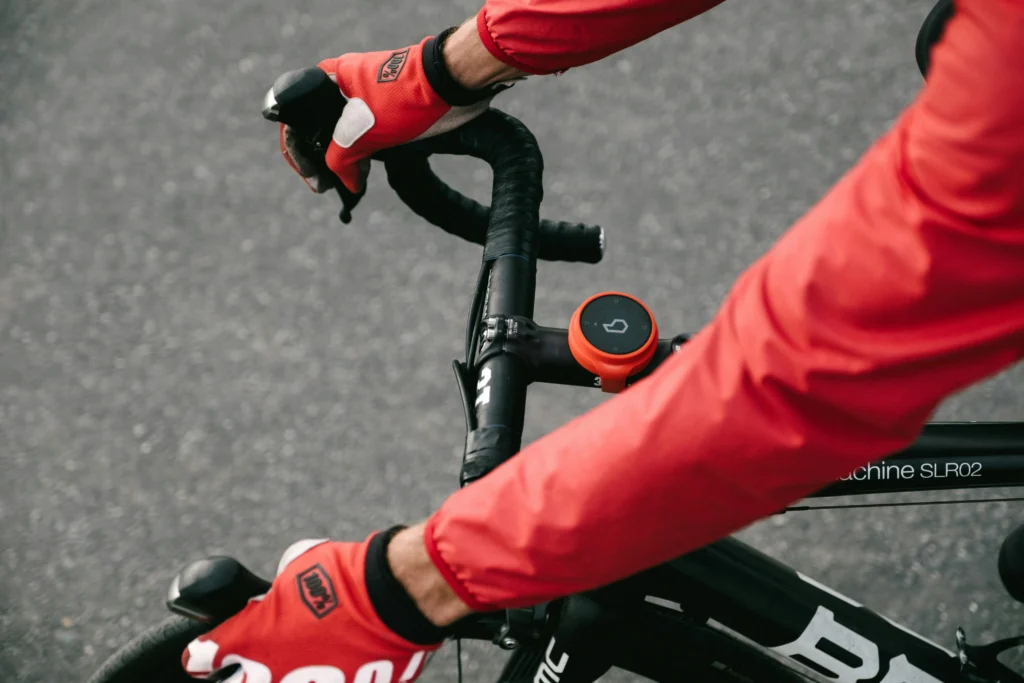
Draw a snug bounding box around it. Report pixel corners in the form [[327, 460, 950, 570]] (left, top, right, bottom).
[[493, 534, 1004, 683], [815, 422, 1024, 497]]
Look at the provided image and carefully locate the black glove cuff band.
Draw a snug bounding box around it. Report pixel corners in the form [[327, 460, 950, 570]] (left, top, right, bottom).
[[365, 526, 452, 646], [423, 27, 506, 107]]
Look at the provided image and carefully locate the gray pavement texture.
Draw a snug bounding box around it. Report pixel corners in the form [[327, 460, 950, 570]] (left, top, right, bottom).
[[3, 0, 1024, 681]]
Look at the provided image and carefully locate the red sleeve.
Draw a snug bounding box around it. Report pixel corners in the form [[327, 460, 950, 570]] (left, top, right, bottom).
[[476, 0, 726, 74], [424, 0, 1024, 612]]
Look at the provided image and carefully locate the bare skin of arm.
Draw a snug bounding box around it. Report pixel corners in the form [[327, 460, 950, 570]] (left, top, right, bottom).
[[442, 19, 527, 89], [388, 523, 470, 626]]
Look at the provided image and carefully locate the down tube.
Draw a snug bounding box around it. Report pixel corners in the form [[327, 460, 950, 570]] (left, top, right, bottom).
[[611, 538, 1002, 683], [815, 422, 1024, 497]]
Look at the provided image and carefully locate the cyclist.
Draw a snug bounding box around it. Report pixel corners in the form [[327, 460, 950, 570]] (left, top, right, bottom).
[[183, 1, 1024, 680]]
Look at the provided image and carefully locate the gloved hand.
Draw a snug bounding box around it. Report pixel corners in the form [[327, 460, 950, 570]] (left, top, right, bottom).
[[280, 27, 511, 199], [181, 529, 448, 683]]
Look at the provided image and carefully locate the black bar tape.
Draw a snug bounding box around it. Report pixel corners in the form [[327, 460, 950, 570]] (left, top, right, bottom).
[[384, 155, 489, 244], [386, 111, 543, 261], [475, 116, 543, 262], [379, 112, 604, 264], [385, 157, 603, 262], [365, 527, 452, 646], [461, 426, 519, 484], [538, 218, 603, 264]]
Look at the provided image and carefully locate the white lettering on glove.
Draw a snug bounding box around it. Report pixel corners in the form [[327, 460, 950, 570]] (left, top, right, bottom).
[[186, 639, 427, 683]]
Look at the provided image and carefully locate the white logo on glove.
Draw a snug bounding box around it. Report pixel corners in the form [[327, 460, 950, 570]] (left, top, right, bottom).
[[186, 640, 428, 683]]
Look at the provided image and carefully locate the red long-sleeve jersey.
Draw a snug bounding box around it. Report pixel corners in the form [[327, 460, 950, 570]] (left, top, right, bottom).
[[423, 0, 1024, 611], [476, 0, 726, 74]]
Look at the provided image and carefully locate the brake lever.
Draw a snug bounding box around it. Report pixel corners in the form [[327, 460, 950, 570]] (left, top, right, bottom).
[[167, 556, 272, 625], [263, 67, 360, 224], [335, 182, 363, 225]]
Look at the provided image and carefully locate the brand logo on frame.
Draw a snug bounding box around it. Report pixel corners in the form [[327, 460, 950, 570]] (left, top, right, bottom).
[[534, 639, 569, 683], [773, 606, 942, 683]]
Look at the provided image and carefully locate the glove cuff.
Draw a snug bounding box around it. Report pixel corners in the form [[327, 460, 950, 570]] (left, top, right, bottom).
[[422, 27, 510, 107], [365, 526, 452, 646]]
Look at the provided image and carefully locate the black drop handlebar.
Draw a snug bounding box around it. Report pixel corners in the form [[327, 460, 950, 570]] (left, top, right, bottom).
[[379, 111, 551, 262], [380, 149, 604, 264], [262, 65, 607, 490], [262, 66, 604, 263]]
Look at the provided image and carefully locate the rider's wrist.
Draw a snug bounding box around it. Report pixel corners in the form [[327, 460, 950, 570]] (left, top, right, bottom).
[[424, 27, 509, 106], [386, 523, 475, 627], [365, 526, 452, 645], [431, 20, 525, 94]]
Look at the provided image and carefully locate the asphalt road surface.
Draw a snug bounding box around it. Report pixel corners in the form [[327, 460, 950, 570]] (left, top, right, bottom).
[[4, 0, 1024, 681]]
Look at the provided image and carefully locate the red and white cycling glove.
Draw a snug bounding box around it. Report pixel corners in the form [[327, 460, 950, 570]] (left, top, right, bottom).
[[181, 529, 447, 683], [280, 28, 511, 198]]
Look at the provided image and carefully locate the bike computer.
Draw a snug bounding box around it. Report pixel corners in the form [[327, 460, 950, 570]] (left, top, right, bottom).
[[568, 292, 658, 393]]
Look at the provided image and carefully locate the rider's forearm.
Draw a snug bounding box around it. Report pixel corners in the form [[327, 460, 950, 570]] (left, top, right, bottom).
[[404, 0, 1024, 615], [387, 523, 472, 625], [444, 0, 727, 87], [443, 20, 525, 89], [474, 0, 726, 75]]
